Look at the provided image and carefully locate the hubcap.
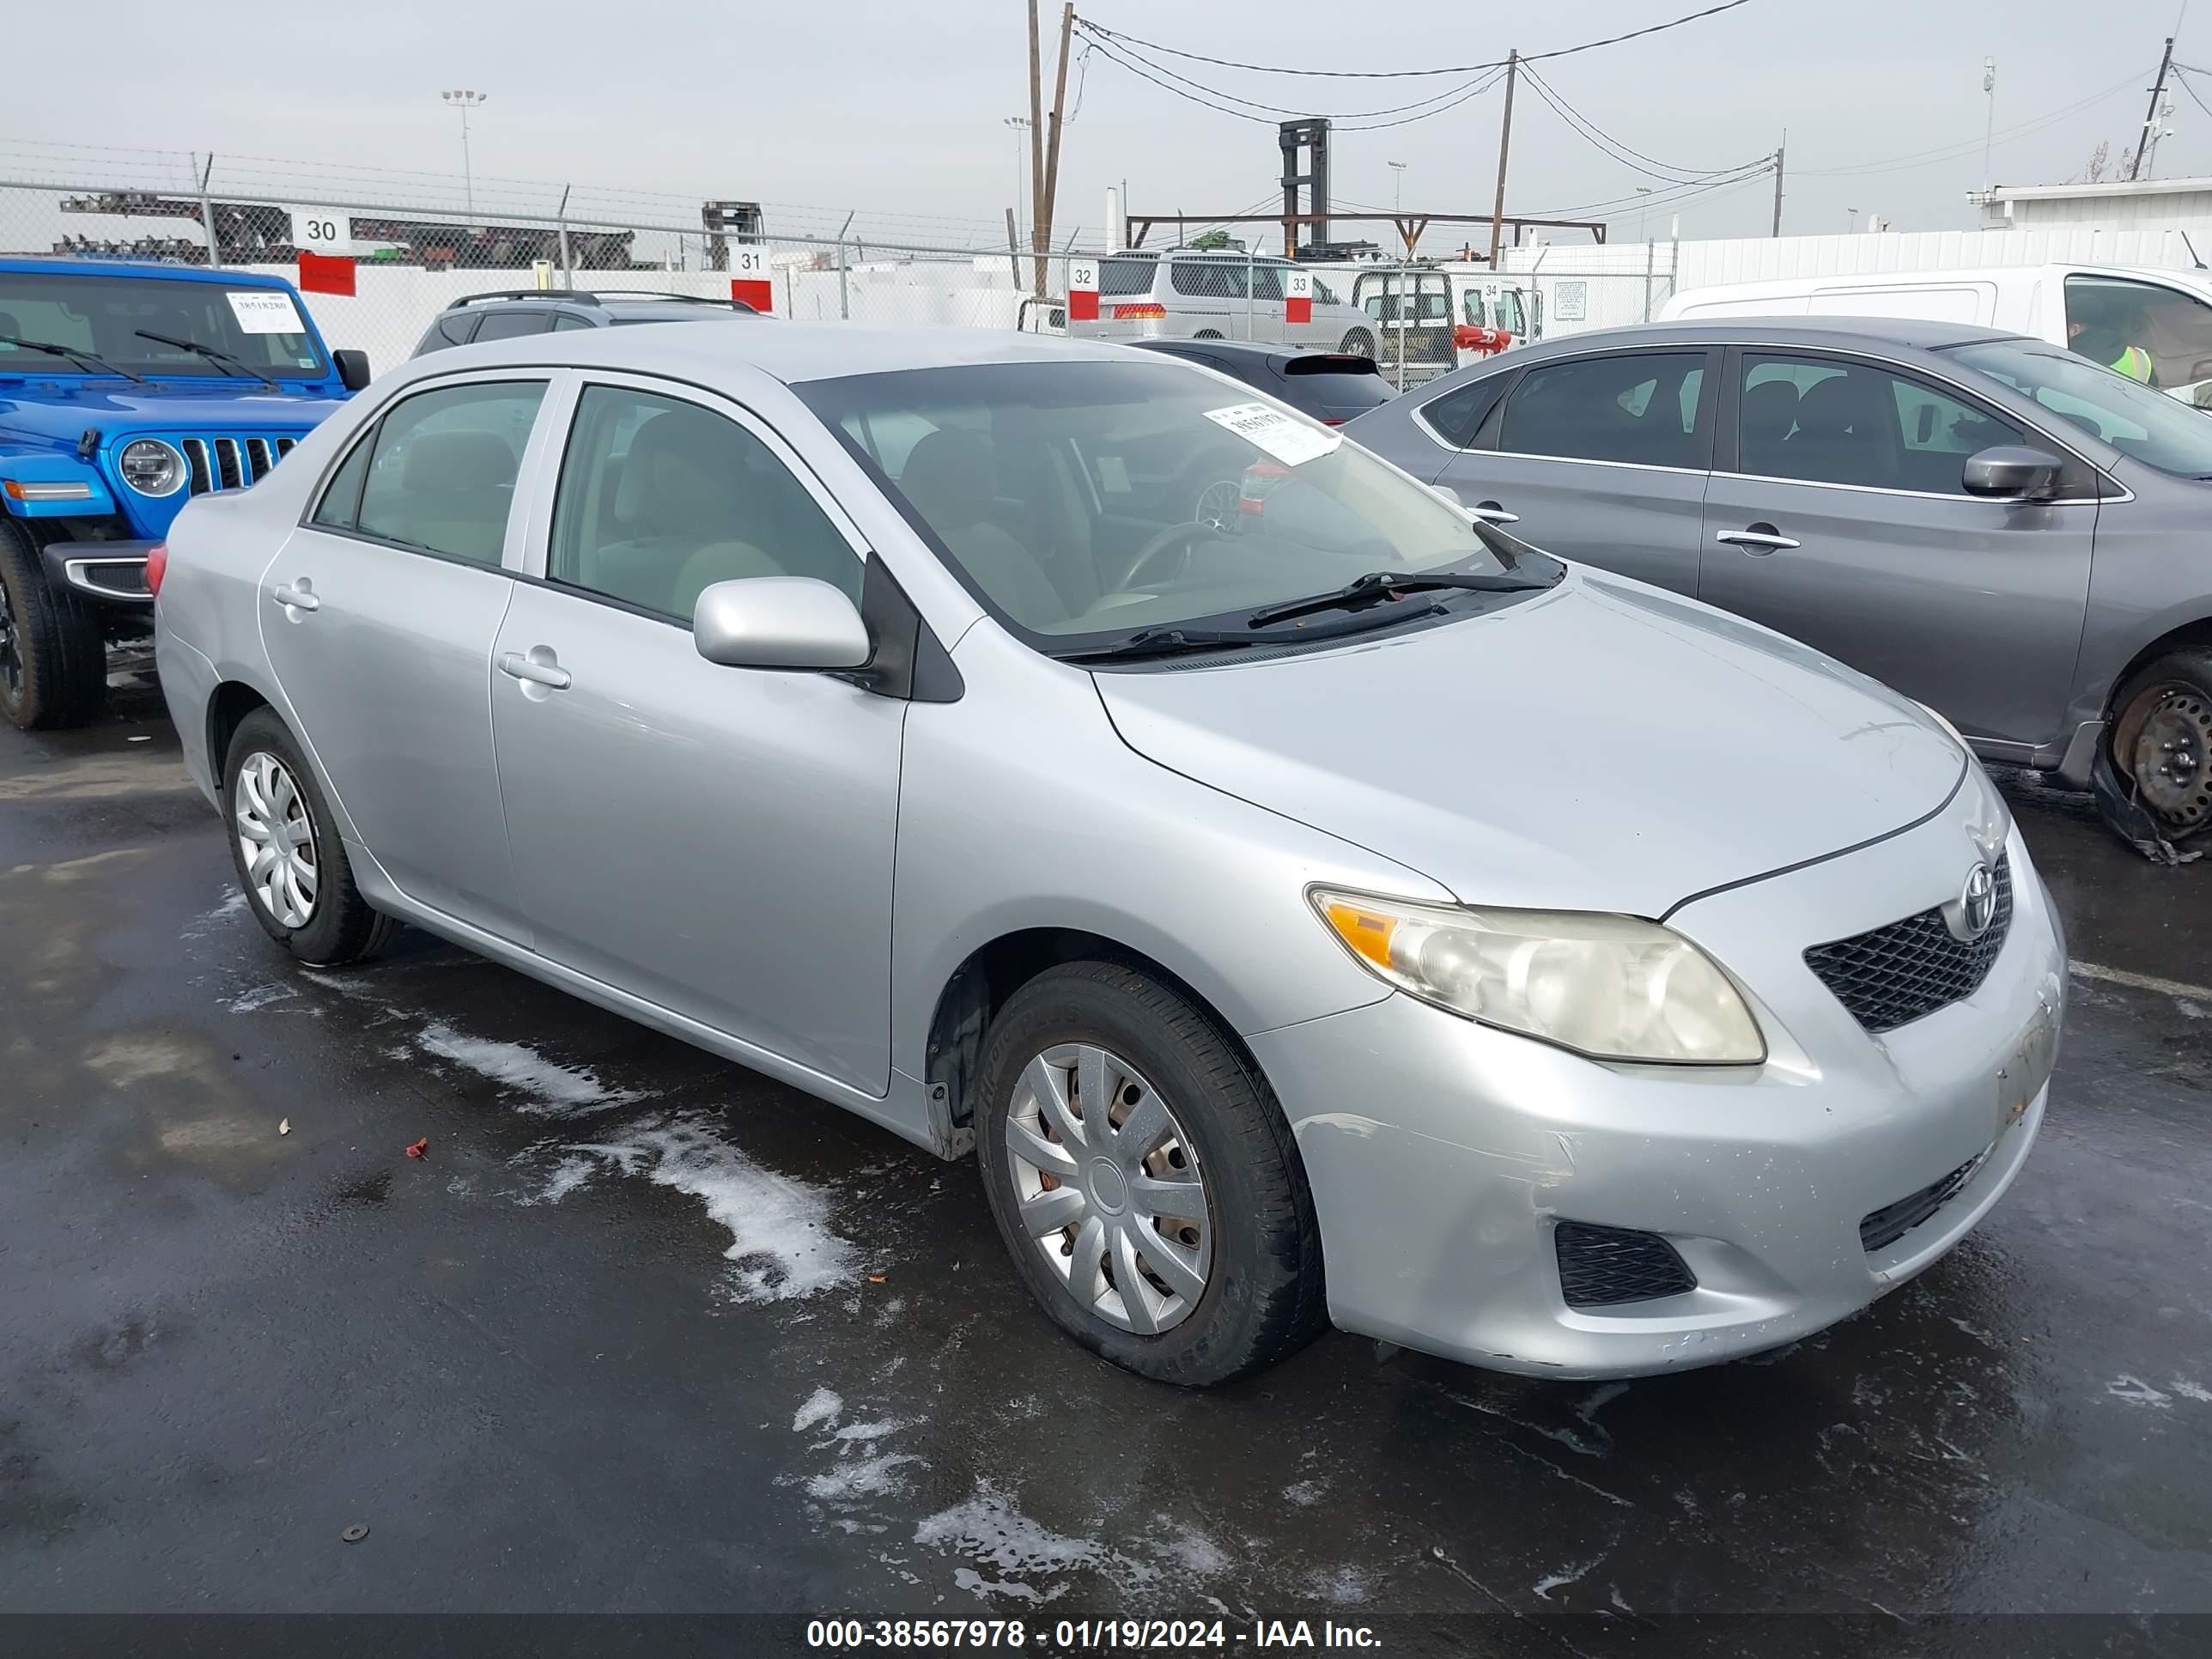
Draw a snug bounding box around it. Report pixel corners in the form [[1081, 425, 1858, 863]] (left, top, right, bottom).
[[2130, 688, 2212, 829], [1193, 478, 1239, 532], [0, 579, 21, 703], [234, 751, 319, 928], [1004, 1042, 1213, 1336]]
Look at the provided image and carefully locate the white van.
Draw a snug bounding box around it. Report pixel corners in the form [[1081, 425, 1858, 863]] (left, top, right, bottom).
[[1073, 251, 1376, 353], [1347, 264, 1540, 386], [1661, 263, 2212, 404]]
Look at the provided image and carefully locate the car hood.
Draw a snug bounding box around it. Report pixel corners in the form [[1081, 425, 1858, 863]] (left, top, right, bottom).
[[0, 380, 346, 442], [1092, 569, 1967, 918]]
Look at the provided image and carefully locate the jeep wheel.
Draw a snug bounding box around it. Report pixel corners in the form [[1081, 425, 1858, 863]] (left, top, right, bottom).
[[1340, 328, 1376, 360], [2111, 649, 2212, 840], [0, 515, 106, 731]]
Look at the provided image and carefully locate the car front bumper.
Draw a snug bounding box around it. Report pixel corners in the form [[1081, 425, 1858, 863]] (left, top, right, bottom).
[[42, 539, 157, 605], [1251, 808, 2065, 1381]]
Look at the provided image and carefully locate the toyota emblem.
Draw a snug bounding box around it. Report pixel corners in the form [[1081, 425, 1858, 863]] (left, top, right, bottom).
[[1959, 861, 1997, 939]]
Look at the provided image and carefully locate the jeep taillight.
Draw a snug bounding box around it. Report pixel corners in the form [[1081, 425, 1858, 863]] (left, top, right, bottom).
[[145, 542, 168, 598]]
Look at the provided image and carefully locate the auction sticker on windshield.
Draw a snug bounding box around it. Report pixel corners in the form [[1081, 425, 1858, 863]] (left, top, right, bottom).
[[1202, 402, 1342, 467], [226, 290, 306, 335]]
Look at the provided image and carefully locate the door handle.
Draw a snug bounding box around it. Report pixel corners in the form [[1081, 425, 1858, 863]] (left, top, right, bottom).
[[270, 580, 319, 612], [498, 650, 572, 690], [1714, 525, 1801, 554], [1470, 501, 1521, 525]]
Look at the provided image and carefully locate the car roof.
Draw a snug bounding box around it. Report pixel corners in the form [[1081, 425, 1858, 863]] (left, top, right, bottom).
[[0, 256, 295, 289], [398, 321, 1143, 387], [1506, 317, 2027, 356]]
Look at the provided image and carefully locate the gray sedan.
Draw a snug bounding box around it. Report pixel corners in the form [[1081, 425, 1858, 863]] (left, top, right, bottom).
[[1346, 319, 2212, 849], [154, 323, 2063, 1385]]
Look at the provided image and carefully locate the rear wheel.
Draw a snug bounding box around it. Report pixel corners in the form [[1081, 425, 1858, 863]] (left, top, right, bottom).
[[975, 961, 1326, 1387], [0, 515, 106, 731], [222, 708, 398, 965], [2110, 651, 2212, 840], [1340, 328, 1376, 359]]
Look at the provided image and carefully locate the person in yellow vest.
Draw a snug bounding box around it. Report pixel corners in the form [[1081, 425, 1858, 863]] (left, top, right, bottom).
[[2067, 290, 2156, 384]]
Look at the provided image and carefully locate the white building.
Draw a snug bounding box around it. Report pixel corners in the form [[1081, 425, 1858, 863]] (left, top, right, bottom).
[[1972, 175, 2212, 240]]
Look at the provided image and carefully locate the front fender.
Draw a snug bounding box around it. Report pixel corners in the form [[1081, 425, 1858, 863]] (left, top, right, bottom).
[[0, 448, 118, 520]]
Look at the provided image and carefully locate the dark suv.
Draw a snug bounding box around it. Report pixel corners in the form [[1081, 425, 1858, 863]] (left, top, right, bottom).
[[410, 289, 760, 356]]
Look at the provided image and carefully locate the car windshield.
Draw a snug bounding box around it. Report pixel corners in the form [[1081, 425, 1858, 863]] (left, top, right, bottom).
[[799, 359, 1546, 650], [0, 270, 327, 380], [1943, 337, 2212, 477]]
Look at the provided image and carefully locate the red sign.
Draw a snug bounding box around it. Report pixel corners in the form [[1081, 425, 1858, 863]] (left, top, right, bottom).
[[1285, 269, 1312, 325], [1067, 258, 1100, 323], [731, 277, 774, 313], [296, 250, 356, 297]]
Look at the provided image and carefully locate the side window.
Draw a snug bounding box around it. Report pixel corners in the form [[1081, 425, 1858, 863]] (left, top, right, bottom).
[[1498, 352, 1710, 469], [553, 313, 596, 331], [471, 309, 553, 341], [1170, 261, 1244, 300], [354, 380, 546, 564], [1418, 374, 1511, 449], [1462, 290, 1486, 328], [550, 385, 862, 621], [1738, 354, 2022, 494], [1494, 292, 1526, 337], [1098, 257, 1158, 297], [2065, 274, 2212, 393], [1250, 264, 1285, 302], [310, 427, 376, 529]]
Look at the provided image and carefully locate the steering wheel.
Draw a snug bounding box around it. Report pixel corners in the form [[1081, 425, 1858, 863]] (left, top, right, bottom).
[[1115, 519, 1223, 592]]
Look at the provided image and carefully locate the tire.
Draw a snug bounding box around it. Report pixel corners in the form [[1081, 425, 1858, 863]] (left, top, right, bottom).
[[1179, 448, 1247, 531], [1340, 328, 1376, 360], [0, 514, 106, 731], [2108, 649, 2212, 840], [222, 708, 398, 966], [975, 961, 1326, 1387]]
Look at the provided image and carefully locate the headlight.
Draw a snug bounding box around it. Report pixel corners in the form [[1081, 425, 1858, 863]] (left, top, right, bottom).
[[118, 439, 185, 497], [1310, 889, 1765, 1065]]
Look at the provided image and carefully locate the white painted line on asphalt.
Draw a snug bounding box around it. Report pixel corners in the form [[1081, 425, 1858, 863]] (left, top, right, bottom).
[[2069, 960, 2212, 1003]]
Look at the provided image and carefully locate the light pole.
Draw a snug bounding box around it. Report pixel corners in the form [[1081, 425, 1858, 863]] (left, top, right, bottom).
[[1388, 161, 1408, 256], [1846, 206, 1861, 234], [1635, 185, 1655, 246], [442, 89, 488, 218], [1005, 117, 1032, 250]]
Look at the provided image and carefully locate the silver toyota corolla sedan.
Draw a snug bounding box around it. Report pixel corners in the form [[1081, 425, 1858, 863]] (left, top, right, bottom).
[[153, 323, 2065, 1387]]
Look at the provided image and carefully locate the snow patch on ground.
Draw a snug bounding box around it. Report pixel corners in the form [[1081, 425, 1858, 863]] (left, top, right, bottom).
[[2107, 1375, 2172, 1407], [805, 1453, 923, 1501], [184, 890, 250, 938], [416, 1023, 648, 1115], [1282, 1479, 1327, 1507], [1309, 1565, 1372, 1604], [228, 981, 300, 1014], [916, 1481, 1107, 1584], [2169, 1378, 2212, 1403], [514, 1153, 600, 1207], [568, 1115, 856, 1301], [793, 1388, 844, 1433]]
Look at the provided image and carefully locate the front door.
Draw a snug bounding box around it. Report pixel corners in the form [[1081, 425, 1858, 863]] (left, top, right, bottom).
[[1431, 347, 1717, 596], [489, 379, 903, 1094], [259, 375, 550, 938], [1698, 349, 2095, 750]]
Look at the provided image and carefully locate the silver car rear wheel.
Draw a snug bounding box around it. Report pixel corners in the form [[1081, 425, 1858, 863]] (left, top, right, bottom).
[[1006, 1042, 1213, 1336], [234, 750, 319, 928]]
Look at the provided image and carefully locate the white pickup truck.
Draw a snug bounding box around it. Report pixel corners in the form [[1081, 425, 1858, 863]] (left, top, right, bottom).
[[1661, 263, 2212, 405]]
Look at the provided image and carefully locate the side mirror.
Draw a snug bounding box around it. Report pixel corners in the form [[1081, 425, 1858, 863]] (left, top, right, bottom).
[[332, 349, 372, 392], [693, 577, 872, 671], [1961, 445, 2062, 501]]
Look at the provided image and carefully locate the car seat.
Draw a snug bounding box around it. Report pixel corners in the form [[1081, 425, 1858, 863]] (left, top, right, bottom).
[[896, 428, 1066, 627], [1739, 379, 1802, 477], [380, 430, 520, 563], [593, 410, 783, 615], [1785, 372, 1897, 487]]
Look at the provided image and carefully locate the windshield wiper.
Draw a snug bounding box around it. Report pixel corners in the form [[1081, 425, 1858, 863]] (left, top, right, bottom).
[[1060, 600, 1454, 664], [1242, 568, 1553, 629], [133, 329, 279, 389], [0, 334, 145, 383]]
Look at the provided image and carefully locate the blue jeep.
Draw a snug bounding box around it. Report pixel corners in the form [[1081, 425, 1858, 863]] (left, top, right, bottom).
[[0, 258, 368, 728]]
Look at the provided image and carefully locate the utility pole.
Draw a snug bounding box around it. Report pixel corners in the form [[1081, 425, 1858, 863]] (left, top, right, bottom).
[[1039, 1, 1074, 297], [1487, 49, 1518, 268], [2128, 36, 2177, 181], [1771, 140, 1785, 236], [1981, 57, 1997, 191], [1027, 0, 1045, 294]]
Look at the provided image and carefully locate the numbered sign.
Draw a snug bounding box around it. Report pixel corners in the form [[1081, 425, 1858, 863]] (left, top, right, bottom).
[[727, 245, 773, 313], [1067, 258, 1099, 324], [1285, 268, 1313, 325], [289, 210, 354, 256]]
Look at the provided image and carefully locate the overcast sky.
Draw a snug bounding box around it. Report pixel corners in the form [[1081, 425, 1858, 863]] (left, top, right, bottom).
[[6, 0, 2205, 252]]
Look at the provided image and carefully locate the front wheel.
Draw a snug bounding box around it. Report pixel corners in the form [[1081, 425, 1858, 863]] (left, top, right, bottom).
[[1340, 328, 1376, 359], [0, 515, 106, 731], [975, 962, 1326, 1387], [2109, 650, 2212, 841], [222, 708, 398, 965]]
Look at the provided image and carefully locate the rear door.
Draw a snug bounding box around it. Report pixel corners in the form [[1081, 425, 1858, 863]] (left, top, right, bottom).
[[1698, 347, 2095, 747], [1430, 346, 1718, 595], [260, 374, 554, 939]]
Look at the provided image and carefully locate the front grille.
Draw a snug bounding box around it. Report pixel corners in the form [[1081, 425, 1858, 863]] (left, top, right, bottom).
[[1861, 1154, 1984, 1252], [1554, 1221, 1696, 1307], [177, 434, 297, 496], [1803, 854, 2013, 1034]]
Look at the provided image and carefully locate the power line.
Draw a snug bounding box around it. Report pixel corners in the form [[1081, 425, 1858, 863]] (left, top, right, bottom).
[[1088, 32, 1508, 121], [1083, 34, 1507, 131], [1518, 62, 1770, 183], [1796, 66, 2147, 176], [1072, 0, 1754, 80]]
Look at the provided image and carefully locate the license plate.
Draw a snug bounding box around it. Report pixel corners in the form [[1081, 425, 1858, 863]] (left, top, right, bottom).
[[1996, 996, 2060, 1135]]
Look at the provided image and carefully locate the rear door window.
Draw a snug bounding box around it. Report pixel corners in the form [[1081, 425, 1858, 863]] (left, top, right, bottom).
[[1099, 258, 1158, 297], [1418, 374, 1512, 448], [1497, 351, 1711, 469], [349, 380, 547, 565]]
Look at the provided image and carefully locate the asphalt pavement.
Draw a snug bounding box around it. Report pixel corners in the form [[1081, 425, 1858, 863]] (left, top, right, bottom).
[[2, 684, 2208, 1655]]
